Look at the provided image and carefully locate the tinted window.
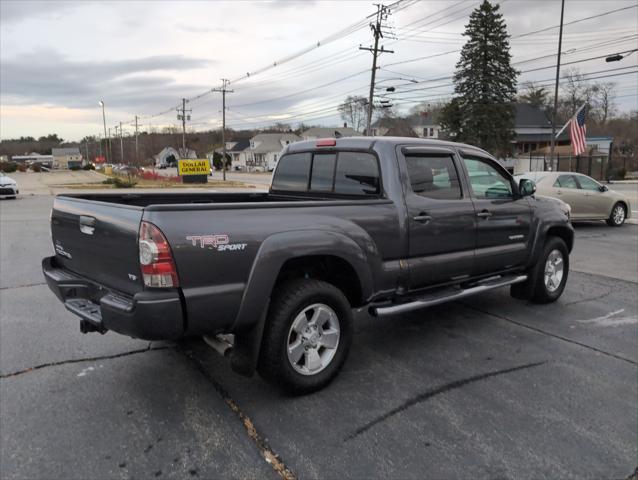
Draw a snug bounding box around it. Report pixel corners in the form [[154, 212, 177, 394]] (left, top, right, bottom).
[[577, 175, 600, 191], [406, 155, 462, 200], [334, 152, 380, 195], [310, 154, 336, 191], [271, 153, 311, 191], [463, 157, 513, 199], [554, 175, 578, 188]]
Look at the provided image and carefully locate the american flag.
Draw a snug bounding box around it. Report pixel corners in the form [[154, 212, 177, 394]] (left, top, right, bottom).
[[569, 106, 587, 156]]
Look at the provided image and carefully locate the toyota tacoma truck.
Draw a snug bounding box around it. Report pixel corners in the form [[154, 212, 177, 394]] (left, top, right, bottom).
[[43, 137, 573, 394]]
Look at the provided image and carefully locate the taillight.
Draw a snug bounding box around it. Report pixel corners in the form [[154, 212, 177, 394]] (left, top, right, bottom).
[[138, 221, 179, 288]]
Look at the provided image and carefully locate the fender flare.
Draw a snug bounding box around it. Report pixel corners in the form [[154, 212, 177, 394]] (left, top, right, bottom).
[[527, 220, 574, 268], [229, 229, 375, 376]]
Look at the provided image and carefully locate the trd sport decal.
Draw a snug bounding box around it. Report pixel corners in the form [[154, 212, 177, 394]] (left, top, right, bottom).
[[186, 234, 247, 251]]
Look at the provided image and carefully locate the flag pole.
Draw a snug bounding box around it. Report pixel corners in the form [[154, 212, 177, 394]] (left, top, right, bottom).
[[555, 102, 586, 138], [549, 0, 565, 171]]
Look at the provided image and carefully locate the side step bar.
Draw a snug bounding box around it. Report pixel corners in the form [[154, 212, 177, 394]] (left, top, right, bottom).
[[203, 334, 235, 357], [371, 274, 528, 317]]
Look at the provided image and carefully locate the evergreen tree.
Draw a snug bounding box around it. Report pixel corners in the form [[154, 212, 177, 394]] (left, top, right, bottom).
[[439, 0, 518, 158]]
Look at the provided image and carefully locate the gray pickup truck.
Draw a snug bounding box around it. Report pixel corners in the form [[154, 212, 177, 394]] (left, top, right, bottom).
[[43, 137, 573, 393]]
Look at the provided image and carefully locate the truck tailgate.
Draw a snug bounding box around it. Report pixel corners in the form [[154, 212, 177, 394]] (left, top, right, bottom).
[[50, 196, 144, 295]]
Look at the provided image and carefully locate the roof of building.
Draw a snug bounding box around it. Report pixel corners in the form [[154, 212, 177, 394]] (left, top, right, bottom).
[[250, 133, 301, 153], [302, 127, 362, 138], [228, 138, 251, 152], [52, 147, 80, 155], [515, 103, 552, 127]]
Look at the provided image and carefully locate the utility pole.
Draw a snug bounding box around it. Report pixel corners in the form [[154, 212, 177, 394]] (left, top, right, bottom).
[[360, 3, 394, 136], [99, 100, 109, 163], [177, 98, 191, 156], [212, 79, 234, 181], [85, 139, 90, 164], [98, 134, 102, 157], [119, 121, 124, 163], [134, 115, 139, 166], [549, 0, 565, 171]]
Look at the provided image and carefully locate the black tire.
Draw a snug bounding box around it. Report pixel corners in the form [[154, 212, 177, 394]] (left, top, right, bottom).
[[530, 236, 569, 303], [257, 279, 353, 395], [606, 202, 626, 227], [511, 236, 569, 303]]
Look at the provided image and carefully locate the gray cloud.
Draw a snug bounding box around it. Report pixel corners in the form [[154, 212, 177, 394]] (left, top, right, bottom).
[[0, 0, 88, 24], [0, 49, 216, 110]]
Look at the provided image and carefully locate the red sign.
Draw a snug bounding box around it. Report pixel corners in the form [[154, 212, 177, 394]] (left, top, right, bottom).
[[95, 156, 106, 164]]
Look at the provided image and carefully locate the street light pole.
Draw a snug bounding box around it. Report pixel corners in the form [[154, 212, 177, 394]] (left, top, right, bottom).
[[549, 0, 565, 171], [99, 100, 109, 163]]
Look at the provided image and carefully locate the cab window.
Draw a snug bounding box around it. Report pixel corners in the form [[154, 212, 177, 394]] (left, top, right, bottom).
[[333, 152, 380, 195], [462, 156, 513, 199], [271, 153, 311, 191], [405, 154, 462, 200]]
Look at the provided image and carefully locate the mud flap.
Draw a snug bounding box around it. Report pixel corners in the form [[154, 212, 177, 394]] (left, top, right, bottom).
[[230, 301, 269, 377]]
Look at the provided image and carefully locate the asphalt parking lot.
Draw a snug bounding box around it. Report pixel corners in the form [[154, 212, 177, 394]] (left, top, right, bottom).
[[1, 194, 637, 479]]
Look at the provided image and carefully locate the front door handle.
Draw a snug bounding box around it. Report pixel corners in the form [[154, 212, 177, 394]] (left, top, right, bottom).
[[476, 210, 492, 219], [413, 214, 432, 224]]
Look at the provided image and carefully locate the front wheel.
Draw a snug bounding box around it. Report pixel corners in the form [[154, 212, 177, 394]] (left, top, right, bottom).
[[531, 237, 569, 303], [257, 279, 353, 395], [606, 202, 626, 227]]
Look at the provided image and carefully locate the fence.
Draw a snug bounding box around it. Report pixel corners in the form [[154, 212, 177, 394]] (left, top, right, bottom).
[[512, 153, 638, 180]]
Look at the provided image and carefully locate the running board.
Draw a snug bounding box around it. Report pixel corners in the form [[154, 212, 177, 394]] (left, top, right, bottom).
[[203, 334, 235, 357], [371, 274, 528, 317]]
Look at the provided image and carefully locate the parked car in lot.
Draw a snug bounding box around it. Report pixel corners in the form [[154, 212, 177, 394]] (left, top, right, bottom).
[[0, 172, 19, 199], [515, 172, 631, 226], [43, 137, 573, 393]]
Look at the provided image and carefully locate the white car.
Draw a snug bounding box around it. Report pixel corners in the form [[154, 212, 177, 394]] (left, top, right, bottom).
[[0, 172, 19, 199]]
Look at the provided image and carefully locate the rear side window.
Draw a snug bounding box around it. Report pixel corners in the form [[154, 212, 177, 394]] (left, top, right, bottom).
[[271, 153, 311, 191], [554, 175, 578, 188], [334, 152, 380, 195], [406, 154, 462, 200]]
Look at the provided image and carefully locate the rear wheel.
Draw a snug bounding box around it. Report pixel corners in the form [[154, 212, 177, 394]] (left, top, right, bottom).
[[606, 202, 626, 227], [257, 279, 353, 395]]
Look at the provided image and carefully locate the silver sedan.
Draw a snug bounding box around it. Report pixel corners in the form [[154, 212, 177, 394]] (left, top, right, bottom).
[[515, 172, 631, 227]]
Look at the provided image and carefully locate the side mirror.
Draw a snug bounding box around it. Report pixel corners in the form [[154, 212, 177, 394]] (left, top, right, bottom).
[[599, 185, 608, 192], [519, 178, 536, 197]]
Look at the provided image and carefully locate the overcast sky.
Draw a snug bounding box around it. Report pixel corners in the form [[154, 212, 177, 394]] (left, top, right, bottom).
[[1, 0, 636, 141]]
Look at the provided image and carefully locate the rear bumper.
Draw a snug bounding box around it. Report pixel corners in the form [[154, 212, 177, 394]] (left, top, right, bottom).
[[42, 256, 184, 340]]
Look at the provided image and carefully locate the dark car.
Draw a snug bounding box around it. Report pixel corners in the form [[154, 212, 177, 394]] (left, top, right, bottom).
[[43, 137, 573, 393]]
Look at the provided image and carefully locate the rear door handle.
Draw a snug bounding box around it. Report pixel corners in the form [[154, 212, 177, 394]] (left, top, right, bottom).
[[476, 210, 492, 219], [79, 215, 96, 235], [413, 214, 432, 224]]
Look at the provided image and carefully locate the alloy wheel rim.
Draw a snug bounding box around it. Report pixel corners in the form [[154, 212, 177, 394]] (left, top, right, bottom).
[[613, 205, 625, 224], [544, 249, 564, 293], [287, 303, 340, 376]]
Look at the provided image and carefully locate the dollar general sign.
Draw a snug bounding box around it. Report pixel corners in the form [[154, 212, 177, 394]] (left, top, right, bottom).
[[178, 159, 210, 175]]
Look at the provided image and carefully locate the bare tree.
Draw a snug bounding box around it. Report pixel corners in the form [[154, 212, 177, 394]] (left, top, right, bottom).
[[338, 96, 369, 133], [518, 81, 550, 109], [596, 82, 616, 124]]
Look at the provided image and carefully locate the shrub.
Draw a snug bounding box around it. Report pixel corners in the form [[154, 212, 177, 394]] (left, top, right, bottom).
[[16, 164, 27, 172], [0, 162, 18, 173], [31, 163, 42, 172], [102, 177, 116, 184], [113, 177, 137, 188], [83, 164, 96, 170]]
